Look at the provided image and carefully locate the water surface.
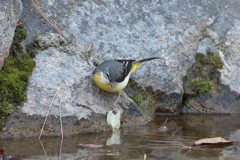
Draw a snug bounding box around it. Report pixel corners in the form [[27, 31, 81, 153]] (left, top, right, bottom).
[[1, 113, 240, 160]]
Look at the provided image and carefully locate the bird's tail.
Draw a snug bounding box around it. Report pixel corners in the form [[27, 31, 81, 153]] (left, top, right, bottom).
[[130, 57, 160, 73]]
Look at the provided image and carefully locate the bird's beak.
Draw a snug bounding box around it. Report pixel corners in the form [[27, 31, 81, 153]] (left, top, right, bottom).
[[110, 82, 114, 89]]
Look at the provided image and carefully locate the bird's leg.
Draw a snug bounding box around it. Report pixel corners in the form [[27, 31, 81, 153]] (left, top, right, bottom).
[[113, 91, 122, 107], [107, 92, 121, 111]]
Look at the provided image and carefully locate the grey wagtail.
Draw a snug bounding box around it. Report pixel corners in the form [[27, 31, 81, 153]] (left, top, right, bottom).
[[93, 57, 160, 105]]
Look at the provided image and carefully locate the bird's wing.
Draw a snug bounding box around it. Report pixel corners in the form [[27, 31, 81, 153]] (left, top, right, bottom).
[[115, 60, 135, 82]]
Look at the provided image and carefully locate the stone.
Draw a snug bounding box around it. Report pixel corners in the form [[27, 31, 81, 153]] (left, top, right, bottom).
[[0, 0, 22, 69], [221, 21, 240, 93], [2, 0, 240, 138], [20, 0, 240, 117]]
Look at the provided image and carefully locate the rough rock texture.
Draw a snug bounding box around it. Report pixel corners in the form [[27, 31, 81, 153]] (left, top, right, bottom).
[[22, 33, 146, 120], [2, 0, 240, 138], [0, 33, 148, 138], [0, 0, 22, 69], [21, 0, 214, 115], [222, 21, 240, 93], [182, 52, 236, 113], [182, 2, 240, 113]]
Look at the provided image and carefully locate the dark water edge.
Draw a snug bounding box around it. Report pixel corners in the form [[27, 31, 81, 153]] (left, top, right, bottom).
[[1, 113, 240, 160]]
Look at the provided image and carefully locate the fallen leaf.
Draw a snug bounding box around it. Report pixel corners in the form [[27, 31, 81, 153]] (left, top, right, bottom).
[[77, 143, 104, 149], [107, 110, 121, 129], [194, 137, 234, 146]]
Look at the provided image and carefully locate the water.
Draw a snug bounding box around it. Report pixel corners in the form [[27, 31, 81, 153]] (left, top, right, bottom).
[[1, 113, 240, 160]]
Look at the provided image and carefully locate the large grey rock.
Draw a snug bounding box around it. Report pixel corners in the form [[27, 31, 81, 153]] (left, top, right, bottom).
[[2, 0, 240, 138], [181, 1, 240, 113], [21, 0, 215, 114], [20, 0, 240, 114], [0, 33, 148, 138], [221, 21, 240, 93], [23, 32, 146, 119], [0, 0, 22, 69], [23, 33, 95, 119]]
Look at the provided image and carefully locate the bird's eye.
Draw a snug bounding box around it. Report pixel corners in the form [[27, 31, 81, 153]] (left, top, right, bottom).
[[106, 72, 110, 79]]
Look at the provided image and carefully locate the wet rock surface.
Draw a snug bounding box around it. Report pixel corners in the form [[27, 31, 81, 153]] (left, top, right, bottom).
[[1, 104, 146, 138], [0, 106, 108, 138]]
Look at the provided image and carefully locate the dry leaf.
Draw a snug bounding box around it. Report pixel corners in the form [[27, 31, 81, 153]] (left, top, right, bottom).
[[78, 143, 104, 149], [194, 137, 234, 145], [107, 110, 121, 129]]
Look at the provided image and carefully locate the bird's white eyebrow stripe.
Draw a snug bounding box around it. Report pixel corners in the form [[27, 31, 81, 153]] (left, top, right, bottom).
[[123, 61, 128, 68], [125, 61, 128, 66], [105, 67, 111, 79]]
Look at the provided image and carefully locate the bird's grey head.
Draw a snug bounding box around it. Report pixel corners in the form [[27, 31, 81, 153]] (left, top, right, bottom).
[[93, 60, 122, 84], [103, 67, 117, 83]]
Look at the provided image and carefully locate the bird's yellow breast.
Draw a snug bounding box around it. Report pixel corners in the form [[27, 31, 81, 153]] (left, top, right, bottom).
[[93, 72, 112, 92], [93, 72, 130, 93]]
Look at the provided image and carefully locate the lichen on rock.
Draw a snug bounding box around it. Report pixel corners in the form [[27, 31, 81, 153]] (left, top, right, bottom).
[[182, 49, 240, 113]]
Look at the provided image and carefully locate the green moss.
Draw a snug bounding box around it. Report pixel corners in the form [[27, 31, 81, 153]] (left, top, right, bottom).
[[13, 25, 27, 43], [211, 55, 223, 69], [0, 23, 35, 127], [196, 52, 223, 69], [130, 95, 142, 106], [83, 50, 92, 60], [195, 53, 205, 63], [190, 78, 214, 95], [26, 43, 38, 58], [10, 24, 27, 56], [0, 54, 35, 102], [0, 102, 13, 128], [194, 63, 202, 70]]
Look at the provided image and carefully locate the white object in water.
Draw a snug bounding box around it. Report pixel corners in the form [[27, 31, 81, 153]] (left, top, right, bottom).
[[107, 109, 122, 129]]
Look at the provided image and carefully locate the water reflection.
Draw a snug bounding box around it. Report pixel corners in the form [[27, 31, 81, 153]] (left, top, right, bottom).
[[106, 129, 121, 146], [1, 113, 240, 159]]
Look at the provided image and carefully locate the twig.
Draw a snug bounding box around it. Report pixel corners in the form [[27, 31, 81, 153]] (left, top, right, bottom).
[[163, 118, 168, 126], [182, 149, 192, 157], [159, 118, 169, 132], [58, 89, 64, 160], [59, 89, 64, 140], [39, 88, 61, 139], [17, 22, 22, 26], [39, 139, 47, 156], [171, 129, 178, 137], [30, 0, 65, 38], [59, 137, 63, 160]]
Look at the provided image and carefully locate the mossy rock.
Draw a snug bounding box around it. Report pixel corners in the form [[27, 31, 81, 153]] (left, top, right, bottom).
[[182, 49, 225, 113], [195, 53, 205, 64], [190, 78, 214, 95], [0, 23, 36, 127], [196, 51, 223, 69], [129, 95, 142, 106], [0, 102, 13, 128], [13, 24, 27, 43], [10, 24, 27, 57], [0, 54, 35, 102]]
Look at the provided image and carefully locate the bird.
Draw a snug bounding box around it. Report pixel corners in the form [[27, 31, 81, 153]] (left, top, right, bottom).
[[93, 57, 160, 105]]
